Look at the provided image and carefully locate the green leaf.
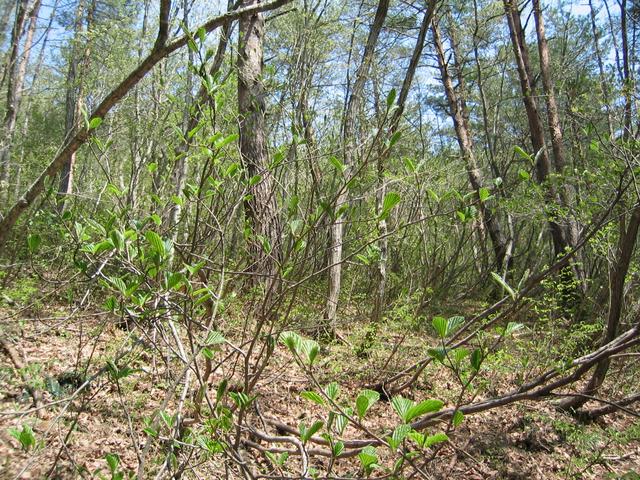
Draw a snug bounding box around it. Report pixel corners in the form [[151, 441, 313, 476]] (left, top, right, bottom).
[[427, 347, 447, 363], [107, 276, 127, 295], [333, 440, 344, 457], [447, 316, 465, 336], [358, 445, 378, 471], [425, 432, 449, 447], [431, 316, 448, 338], [391, 396, 413, 423], [289, 219, 304, 236], [27, 233, 41, 253], [88, 117, 103, 130], [405, 399, 444, 422], [386, 88, 397, 109], [214, 133, 238, 150], [324, 382, 339, 401], [301, 391, 325, 406], [519, 169, 530, 180], [334, 412, 349, 435], [470, 348, 482, 371], [105, 453, 120, 473], [205, 330, 225, 345], [479, 187, 490, 202], [328, 155, 346, 173], [300, 338, 320, 365], [355, 389, 380, 419], [453, 347, 470, 364], [389, 424, 411, 450], [388, 131, 402, 148], [452, 410, 464, 427], [300, 420, 323, 443], [145, 231, 166, 258], [380, 192, 401, 220], [248, 174, 262, 186], [490, 272, 516, 299], [514, 145, 532, 161], [281, 331, 301, 353], [9, 425, 36, 451], [504, 322, 524, 336]]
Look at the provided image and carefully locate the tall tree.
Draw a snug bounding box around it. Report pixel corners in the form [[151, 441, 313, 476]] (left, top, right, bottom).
[[57, 0, 97, 211], [503, 0, 574, 263], [324, 0, 390, 334], [238, 0, 282, 297], [0, 0, 41, 203], [432, 15, 509, 275]]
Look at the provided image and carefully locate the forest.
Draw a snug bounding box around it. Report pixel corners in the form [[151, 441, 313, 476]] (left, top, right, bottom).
[[0, 0, 639, 477]]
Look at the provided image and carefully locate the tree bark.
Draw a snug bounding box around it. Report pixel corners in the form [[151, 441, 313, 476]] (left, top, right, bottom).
[[532, 0, 580, 251], [371, 0, 438, 323], [324, 0, 390, 334], [503, 0, 568, 257], [432, 19, 509, 275], [238, 0, 282, 296], [58, 0, 97, 211], [0, 0, 36, 203]]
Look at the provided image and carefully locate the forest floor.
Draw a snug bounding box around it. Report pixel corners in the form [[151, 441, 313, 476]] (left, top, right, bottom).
[[0, 281, 639, 479]]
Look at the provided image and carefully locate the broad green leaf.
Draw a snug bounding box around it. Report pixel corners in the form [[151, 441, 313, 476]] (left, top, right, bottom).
[[425, 432, 449, 447], [105, 453, 120, 473], [334, 411, 350, 435], [300, 338, 320, 365], [453, 347, 470, 364], [289, 218, 304, 236], [333, 440, 344, 457], [388, 131, 402, 148], [27, 234, 41, 253], [447, 316, 465, 336], [470, 348, 482, 371], [504, 322, 524, 336], [88, 117, 103, 130], [452, 410, 464, 427], [301, 391, 325, 406], [214, 133, 238, 150], [389, 424, 411, 450], [107, 276, 127, 295], [358, 445, 378, 469], [145, 231, 166, 258], [431, 316, 448, 338], [428, 347, 447, 363], [328, 156, 346, 173], [405, 399, 444, 422], [391, 396, 413, 423], [479, 187, 490, 202], [490, 272, 516, 300], [380, 192, 401, 220], [205, 330, 225, 345], [386, 88, 397, 109], [514, 145, 532, 161], [355, 389, 380, 419], [324, 382, 339, 401]]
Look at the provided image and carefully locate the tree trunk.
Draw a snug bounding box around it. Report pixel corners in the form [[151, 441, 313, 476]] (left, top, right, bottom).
[[371, 0, 437, 323], [0, 0, 35, 203], [432, 20, 509, 274], [58, 0, 96, 211], [238, 0, 282, 299], [532, 0, 580, 251], [324, 0, 390, 334], [503, 0, 568, 257]]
